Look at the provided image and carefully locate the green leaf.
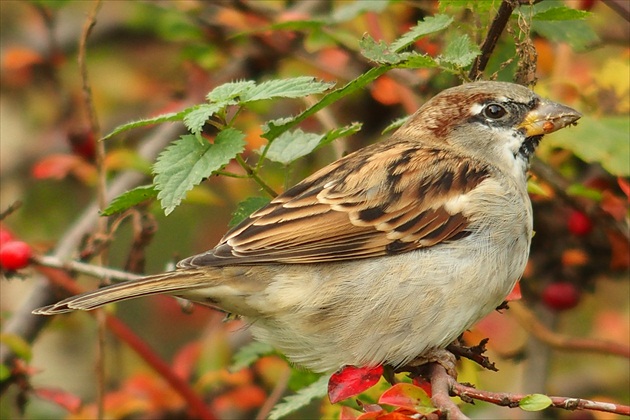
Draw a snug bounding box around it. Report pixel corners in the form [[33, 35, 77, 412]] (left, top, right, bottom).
[[101, 185, 158, 216], [269, 375, 328, 420], [264, 129, 325, 165], [519, 394, 552, 411], [390, 14, 453, 52], [240, 77, 335, 103], [531, 20, 598, 51], [230, 341, 276, 371], [382, 116, 409, 134], [519, 3, 589, 21], [330, 0, 390, 23], [0, 334, 32, 362], [102, 111, 186, 141], [360, 35, 407, 64], [229, 196, 271, 228], [263, 66, 392, 141], [153, 129, 246, 215], [546, 116, 630, 176], [319, 122, 363, 148], [439, 34, 481, 68], [206, 80, 256, 102], [183, 103, 226, 135], [400, 53, 438, 69], [0, 364, 10, 381]]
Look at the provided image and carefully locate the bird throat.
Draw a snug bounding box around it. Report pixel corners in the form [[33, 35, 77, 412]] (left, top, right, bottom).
[[519, 135, 543, 161]]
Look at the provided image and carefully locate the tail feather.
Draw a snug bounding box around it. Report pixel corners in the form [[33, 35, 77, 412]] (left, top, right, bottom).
[[33, 269, 211, 315]]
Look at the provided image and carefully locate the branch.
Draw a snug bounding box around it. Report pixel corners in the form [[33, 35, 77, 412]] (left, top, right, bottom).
[[32, 265, 218, 420], [451, 380, 630, 416], [33, 255, 142, 283], [509, 301, 630, 358], [424, 362, 630, 417], [469, 0, 520, 80]]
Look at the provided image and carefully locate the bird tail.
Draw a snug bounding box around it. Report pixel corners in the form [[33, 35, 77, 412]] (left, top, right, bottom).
[[33, 269, 213, 315]]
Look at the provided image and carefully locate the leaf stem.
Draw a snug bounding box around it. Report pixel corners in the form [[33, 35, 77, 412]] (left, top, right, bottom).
[[235, 155, 278, 197]]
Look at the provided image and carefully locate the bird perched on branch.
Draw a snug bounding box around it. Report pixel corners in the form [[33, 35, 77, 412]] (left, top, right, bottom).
[[35, 81, 581, 374]]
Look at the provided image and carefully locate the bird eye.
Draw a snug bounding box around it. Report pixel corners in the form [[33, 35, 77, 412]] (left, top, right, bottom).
[[483, 103, 507, 120]]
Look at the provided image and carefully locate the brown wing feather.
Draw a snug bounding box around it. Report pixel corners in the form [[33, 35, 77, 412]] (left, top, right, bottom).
[[178, 140, 489, 268]]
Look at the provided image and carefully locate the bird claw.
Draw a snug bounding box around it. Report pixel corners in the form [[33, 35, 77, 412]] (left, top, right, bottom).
[[405, 348, 458, 379]]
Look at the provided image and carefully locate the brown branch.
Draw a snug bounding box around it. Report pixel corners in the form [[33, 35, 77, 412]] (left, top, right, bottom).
[[509, 300, 630, 358], [469, 0, 520, 80], [451, 380, 630, 416], [603, 0, 630, 22], [31, 265, 218, 420], [428, 363, 470, 420]]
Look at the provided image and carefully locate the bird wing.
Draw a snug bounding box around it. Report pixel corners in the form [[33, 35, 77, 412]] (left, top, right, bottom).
[[178, 140, 490, 267]]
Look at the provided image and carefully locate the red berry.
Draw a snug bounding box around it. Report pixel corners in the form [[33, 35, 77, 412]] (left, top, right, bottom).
[[542, 282, 581, 311], [0, 241, 32, 270], [567, 210, 592, 236], [0, 229, 13, 245]]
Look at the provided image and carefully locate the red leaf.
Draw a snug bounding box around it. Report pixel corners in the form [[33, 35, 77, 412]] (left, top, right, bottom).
[[172, 341, 202, 379], [378, 383, 436, 414], [32, 153, 96, 183], [339, 405, 362, 420], [34, 387, 82, 413], [505, 282, 522, 301], [412, 376, 432, 397], [328, 365, 384, 404], [618, 177, 630, 200]]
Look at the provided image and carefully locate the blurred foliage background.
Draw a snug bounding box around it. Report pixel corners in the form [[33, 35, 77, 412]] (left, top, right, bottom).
[[0, 1, 628, 419]]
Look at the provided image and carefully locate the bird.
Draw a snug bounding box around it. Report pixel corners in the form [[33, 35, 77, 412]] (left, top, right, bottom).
[[34, 81, 581, 374]]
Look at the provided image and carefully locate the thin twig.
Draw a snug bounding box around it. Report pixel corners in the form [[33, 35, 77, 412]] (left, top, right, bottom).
[[34, 265, 217, 420], [450, 379, 630, 415], [509, 301, 630, 358], [33, 255, 142, 282], [255, 367, 291, 420], [77, 2, 107, 416]]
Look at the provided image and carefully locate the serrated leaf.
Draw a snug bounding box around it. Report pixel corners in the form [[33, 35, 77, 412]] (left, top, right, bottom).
[[101, 185, 158, 216], [519, 2, 589, 21], [400, 53, 438, 69], [230, 341, 276, 371], [0, 334, 32, 362], [262, 67, 391, 141], [206, 80, 256, 102], [547, 116, 630, 176], [532, 6, 589, 21], [360, 35, 407, 64], [269, 375, 328, 420], [519, 394, 552, 411], [439, 34, 481, 68], [264, 129, 325, 165], [153, 129, 246, 215], [240, 77, 335, 103], [102, 111, 186, 141], [183, 103, 225, 135], [390, 14, 453, 52], [229, 196, 271, 228], [319, 122, 362, 148]]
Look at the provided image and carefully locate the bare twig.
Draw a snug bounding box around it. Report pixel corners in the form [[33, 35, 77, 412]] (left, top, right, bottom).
[[509, 300, 630, 358], [0, 201, 23, 221], [34, 265, 217, 420], [603, 0, 630, 21], [255, 366, 291, 420], [451, 379, 630, 416], [32, 255, 142, 282]]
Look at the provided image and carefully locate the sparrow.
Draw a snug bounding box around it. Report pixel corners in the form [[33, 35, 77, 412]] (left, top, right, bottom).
[[34, 81, 581, 373]]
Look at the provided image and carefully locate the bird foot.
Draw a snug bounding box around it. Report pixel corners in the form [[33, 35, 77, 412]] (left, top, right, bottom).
[[405, 348, 458, 379]]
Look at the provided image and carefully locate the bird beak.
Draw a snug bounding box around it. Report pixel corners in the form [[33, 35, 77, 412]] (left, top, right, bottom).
[[519, 99, 582, 137]]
